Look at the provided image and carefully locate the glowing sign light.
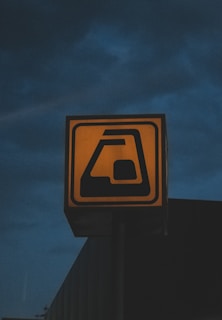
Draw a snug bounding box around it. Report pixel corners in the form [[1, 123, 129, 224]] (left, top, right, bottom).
[[65, 114, 167, 209]]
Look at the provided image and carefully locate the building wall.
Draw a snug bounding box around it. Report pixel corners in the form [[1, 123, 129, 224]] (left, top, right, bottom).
[[45, 237, 112, 320], [125, 199, 222, 319], [45, 199, 222, 320]]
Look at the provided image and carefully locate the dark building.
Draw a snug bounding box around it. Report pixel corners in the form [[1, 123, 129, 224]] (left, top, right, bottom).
[[45, 198, 222, 320]]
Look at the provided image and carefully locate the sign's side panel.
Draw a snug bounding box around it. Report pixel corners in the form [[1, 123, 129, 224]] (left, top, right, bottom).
[[161, 115, 168, 208]]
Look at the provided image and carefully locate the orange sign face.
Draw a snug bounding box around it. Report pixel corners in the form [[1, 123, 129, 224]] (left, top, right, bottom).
[[65, 115, 167, 208]]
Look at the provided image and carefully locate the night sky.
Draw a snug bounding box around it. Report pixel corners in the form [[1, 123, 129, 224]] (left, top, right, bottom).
[[1, 0, 222, 318]]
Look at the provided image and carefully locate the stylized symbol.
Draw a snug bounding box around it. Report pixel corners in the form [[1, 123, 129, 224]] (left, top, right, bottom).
[[80, 129, 150, 197]]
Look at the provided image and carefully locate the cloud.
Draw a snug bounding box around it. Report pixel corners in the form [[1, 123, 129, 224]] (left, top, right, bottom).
[[1, 1, 222, 317], [1, 0, 222, 121], [0, 0, 90, 51]]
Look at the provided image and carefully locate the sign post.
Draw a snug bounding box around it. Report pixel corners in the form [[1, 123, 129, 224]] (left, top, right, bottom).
[[64, 114, 168, 320]]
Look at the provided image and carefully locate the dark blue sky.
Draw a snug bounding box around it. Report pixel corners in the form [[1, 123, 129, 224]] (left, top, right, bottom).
[[1, 0, 222, 317]]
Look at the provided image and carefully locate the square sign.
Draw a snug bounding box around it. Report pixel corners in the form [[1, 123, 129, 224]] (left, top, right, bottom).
[[65, 114, 167, 212]]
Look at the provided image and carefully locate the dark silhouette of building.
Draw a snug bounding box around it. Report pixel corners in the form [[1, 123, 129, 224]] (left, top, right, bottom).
[[45, 198, 222, 320]]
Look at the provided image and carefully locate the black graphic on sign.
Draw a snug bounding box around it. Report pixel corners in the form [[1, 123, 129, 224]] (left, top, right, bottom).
[[80, 129, 150, 197]]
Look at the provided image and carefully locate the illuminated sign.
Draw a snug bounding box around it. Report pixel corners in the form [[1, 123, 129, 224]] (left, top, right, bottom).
[[65, 114, 167, 211]]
